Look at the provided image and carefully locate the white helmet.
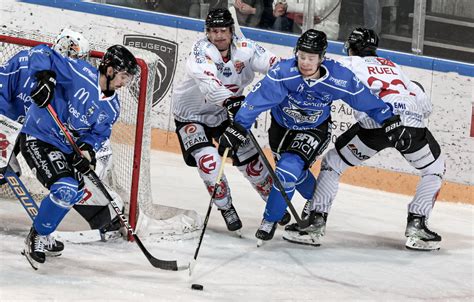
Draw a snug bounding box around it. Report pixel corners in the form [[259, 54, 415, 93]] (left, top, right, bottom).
[[53, 28, 90, 59]]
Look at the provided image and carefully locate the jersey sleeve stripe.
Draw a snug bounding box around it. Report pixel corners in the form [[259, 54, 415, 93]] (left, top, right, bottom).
[[267, 73, 301, 82], [320, 81, 365, 95], [67, 61, 97, 88], [0, 65, 28, 76]]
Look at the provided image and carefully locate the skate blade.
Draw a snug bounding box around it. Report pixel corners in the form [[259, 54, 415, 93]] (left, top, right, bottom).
[[233, 229, 242, 238], [21, 249, 40, 270], [44, 251, 62, 257], [282, 232, 321, 247], [405, 237, 440, 251]]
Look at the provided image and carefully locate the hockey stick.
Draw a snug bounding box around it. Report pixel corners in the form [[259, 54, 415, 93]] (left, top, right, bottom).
[[3, 167, 39, 220], [248, 131, 311, 228], [45, 105, 188, 271], [189, 148, 229, 276], [2, 166, 119, 243]]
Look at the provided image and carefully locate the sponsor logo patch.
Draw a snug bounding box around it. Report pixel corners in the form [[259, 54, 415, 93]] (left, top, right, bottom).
[[123, 35, 178, 107]]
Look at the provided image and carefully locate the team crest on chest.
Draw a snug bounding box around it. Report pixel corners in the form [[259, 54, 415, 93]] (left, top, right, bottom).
[[215, 62, 224, 72], [222, 66, 232, 77], [321, 92, 332, 104], [234, 61, 245, 74], [283, 103, 323, 124]]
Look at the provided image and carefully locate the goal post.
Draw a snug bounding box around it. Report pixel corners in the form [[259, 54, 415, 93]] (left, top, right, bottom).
[[0, 29, 201, 239]]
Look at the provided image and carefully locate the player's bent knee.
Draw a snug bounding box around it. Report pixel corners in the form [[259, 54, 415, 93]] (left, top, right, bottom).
[[323, 149, 349, 175], [275, 155, 303, 189], [49, 177, 83, 208], [420, 155, 445, 178], [192, 146, 223, 181]]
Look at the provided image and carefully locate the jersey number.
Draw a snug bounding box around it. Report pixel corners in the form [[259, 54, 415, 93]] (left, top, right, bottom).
[[367, 76, 415, 98], [251, 82, 261, 93]]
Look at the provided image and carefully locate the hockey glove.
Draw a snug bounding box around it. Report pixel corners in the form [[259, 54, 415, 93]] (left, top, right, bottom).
[[223, 96, 245, 122], [72, 143, 96, 174], [30, 70, 57, 108], [382, 115, 410, 150], [218, 122, 248, 157]]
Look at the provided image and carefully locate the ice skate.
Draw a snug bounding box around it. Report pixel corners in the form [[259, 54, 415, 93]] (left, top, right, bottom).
[[256, 219, 277, 247], [405, 213, 441, 251], [219, 204, 242, 236], [44, 235, 64, 257], [283, 211, 327, 246], [99, 216, 126, 242], [22, 227, 47, 270]]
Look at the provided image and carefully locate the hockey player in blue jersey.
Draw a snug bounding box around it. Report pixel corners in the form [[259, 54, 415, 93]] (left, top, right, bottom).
[[218, 29, 405, 244], [284, 28, 444, 250], [19, 43, 137, 269], [1, 30, 127, 250]]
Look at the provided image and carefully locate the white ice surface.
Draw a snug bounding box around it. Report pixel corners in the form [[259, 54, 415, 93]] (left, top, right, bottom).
[[1, 150, 473, 301]]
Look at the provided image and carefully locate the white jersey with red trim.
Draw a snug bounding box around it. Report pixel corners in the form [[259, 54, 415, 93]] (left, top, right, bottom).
[[339, 56, 432, 129], [172, 35, 277, 127]]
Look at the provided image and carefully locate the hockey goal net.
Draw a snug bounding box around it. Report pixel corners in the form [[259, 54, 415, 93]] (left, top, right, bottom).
[[0, 29, 201, 240]]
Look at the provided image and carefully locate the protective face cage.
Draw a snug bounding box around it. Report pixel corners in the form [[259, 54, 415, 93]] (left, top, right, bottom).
[[53, 28, 90, 59]]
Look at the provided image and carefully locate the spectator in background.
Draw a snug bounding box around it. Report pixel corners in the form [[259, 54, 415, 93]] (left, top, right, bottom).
[[285, 0, 341, 40], [363, 0, 381, 34], [231, 0, 264, 27], [258, 0, 276, 29], [271, 0, 294, 33]]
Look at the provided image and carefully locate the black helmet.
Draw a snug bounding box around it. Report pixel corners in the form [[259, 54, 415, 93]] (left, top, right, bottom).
[[344, 27, 379, 55], [205, 8, 234, 29], [99, 45, 138, 76], [296, 29, 328, 55]]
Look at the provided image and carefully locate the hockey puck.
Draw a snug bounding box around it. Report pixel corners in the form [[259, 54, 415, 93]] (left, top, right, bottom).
[[191, 284, 204, 291]]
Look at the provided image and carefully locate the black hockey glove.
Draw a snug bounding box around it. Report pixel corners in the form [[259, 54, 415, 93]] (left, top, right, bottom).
[[72, 143, 96, 174], [223, 96, 245, 122], [30, 70, 57, 108], [382, 115, 410, 150], [218, 122, 248, 157]]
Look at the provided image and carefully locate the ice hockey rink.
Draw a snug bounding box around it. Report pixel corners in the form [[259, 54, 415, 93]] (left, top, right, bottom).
[[0, 150, 472, 301]]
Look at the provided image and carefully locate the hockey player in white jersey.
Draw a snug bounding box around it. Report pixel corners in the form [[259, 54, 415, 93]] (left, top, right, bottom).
[[284, 28, 444, 251], [172, 8, 285, 233]]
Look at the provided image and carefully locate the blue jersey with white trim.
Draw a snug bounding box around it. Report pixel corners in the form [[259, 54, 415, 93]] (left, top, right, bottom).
[[0, 49, 34, 122], [21, 44, 120, 154], [235, 57, 393, 130]]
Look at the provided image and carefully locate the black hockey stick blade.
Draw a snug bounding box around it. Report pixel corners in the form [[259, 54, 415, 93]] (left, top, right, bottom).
[[133, 235, 189, 271]]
